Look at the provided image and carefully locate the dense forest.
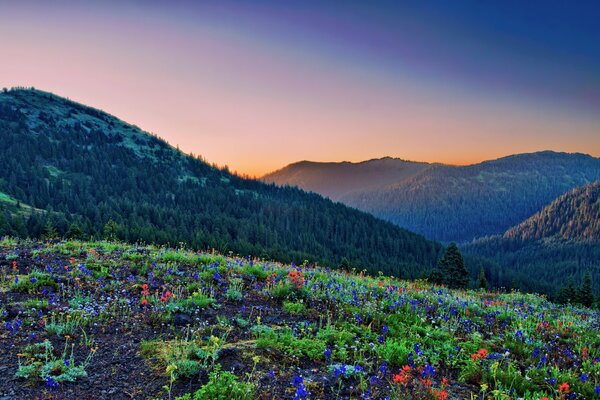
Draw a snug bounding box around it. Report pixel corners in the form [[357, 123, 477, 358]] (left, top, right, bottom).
[[504, 181, 600, 242], [0, 88, 443, 278], [463, 182, 600, 300], [264, 153, 600, 242]]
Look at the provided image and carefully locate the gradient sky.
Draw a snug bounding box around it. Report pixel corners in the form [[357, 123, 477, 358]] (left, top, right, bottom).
[[1, 1, 599, 176]]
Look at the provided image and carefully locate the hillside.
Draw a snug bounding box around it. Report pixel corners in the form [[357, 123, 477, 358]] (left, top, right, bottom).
[[462, 182, 600, 297], [0, 88, 442, 278], [263, 153, 600, 242], [1, 239, 598, 399], [263, 158, 432, 201], [504, 181, 600, 242]]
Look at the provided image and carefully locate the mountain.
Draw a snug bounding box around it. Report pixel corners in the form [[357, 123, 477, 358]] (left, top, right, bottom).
[[263, 157, 432, 201], [504, 181, 600, 242], [263, 153, 600, 242], [0, 87, 442, 277], [462, 182, 600, 297]]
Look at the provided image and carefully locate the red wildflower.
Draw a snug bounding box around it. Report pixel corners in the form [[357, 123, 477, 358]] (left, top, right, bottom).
[[288, 270, 305, 289], [140, 299, 149, 306], [472, 348, 488, 361], [582, 346, 589, 361], [558, 382, 569, 393], [392, 365, 412, 386]]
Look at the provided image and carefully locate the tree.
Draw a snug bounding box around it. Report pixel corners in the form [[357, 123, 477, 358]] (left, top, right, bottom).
[[42, 218, 58, 240], [439, 243, 469, 289], [579, 272, 594, 308], [558, 278, 577, 304], [66, 222, 83, 239], [428, 269, 444, 285], [478, 267, 488, 290], [103, 219, 119, 241]]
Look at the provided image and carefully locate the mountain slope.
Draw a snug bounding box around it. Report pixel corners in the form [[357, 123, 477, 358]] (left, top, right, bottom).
[[462, 182, 600, 296], [264, 152, 600, 242], [504, 181, 600, 242], [263, 157, 432, 200], [0, 88, 442, 277]]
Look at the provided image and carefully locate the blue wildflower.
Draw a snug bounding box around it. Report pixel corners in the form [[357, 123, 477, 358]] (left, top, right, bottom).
[[421, 363, 435, 379], [45, 377, 59, 389]]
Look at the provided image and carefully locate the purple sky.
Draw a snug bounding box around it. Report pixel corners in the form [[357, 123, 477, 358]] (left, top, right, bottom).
[[1, 1, 599, 176]]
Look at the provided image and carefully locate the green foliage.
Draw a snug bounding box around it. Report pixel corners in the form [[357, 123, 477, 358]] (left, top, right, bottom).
[[579, 271, 594, 307], [478, 267, 488, 290], [225, 278, 244, 302], [15, 339, 89, 383], [11, 270, 57, 293], [439, 243, 469, 289], [166, 291, 214, 314], [255, 328, 326, 361], [176, 365, 255, 400], [283, 301, 306, 315]]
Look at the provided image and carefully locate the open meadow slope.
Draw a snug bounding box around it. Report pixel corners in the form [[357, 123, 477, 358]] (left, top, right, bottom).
[[1, 239, 599, 399]]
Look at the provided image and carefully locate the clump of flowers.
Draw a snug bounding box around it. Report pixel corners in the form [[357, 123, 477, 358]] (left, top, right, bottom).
[[288, 270, 305, 289], [140, 283, 150, 306], [471, 348, 488, 362], [393, 365, 412, 386]]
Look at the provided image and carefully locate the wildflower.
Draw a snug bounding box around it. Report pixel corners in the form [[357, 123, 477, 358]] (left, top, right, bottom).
[[580, 373, 588, 382], [45, 377, 59, 389], [166, 364, 178, 374], [581, 346, 588, 361], [472, 348, 488, 361], [595, 386, 600, 396], [292, 375, 304, 386], [421, 364, 435, 379], [558, 382, 569, 394], [414, 343, 423, 356], [392, 365, 411, 386], [140, 299, 149, 306]]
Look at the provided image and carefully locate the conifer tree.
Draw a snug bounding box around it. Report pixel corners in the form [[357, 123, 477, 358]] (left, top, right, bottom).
[[478, 267, 488, 290], [579, 272, 594, 308], [439, 243, 469, 289], [558, 278, 577, 304]]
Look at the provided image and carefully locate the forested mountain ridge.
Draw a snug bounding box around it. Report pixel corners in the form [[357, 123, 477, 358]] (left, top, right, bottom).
[[262, 157, 433, 200], [504, 181, 600, 242], [263, 152, 600, 242], [462, 182, 600, 297], [0, 87, 443, 277]]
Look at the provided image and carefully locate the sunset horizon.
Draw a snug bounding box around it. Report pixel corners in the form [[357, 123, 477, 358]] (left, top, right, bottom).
[[2, 1, 599, 177]]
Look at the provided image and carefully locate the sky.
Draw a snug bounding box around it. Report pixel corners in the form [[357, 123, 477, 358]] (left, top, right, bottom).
[[1, 0, 599, 177]]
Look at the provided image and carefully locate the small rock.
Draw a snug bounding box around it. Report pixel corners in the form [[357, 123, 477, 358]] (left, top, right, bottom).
[[173, 312, 192, 326]]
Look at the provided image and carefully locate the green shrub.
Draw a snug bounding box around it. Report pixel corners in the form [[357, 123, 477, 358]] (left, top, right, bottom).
[[176, 365, 255, 400], [283, 301, 306, 315]]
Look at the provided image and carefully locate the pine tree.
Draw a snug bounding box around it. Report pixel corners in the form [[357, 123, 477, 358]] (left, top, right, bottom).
[[428, 269, 444, 285], [478, 267, 488, 290], [579, 272, 594, 308], [558, 279, 577, 304], [42, 218, 58, 240], [66, 222, 83, 239], [439, 243, 469, 289], [103, 219, 119, 241]]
